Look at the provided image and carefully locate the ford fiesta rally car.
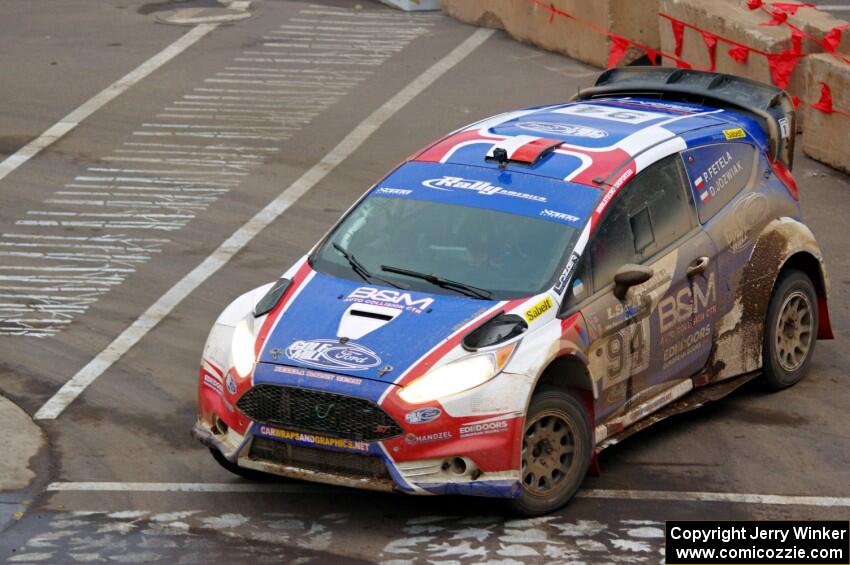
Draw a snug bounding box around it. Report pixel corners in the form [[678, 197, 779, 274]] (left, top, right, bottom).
[[193, 68, 833, 515]]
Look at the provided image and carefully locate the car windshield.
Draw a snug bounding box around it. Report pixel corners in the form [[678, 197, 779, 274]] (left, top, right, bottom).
[[311, 196, 581, 300]]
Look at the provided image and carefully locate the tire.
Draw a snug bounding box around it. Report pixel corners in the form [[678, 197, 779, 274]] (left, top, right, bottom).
[[509, 388, 592, 516], [210, 448, 273, 481], [762, 269, 818, 390]]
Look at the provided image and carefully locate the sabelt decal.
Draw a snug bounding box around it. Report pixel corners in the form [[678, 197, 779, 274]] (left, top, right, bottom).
[[285, 339, 381, 371], [459, 419, 510, 438], [404, 431, 452, 445], [405, 407, 442, 425], [517, 121, 608, 138], [259, 426, 370, 452], [723, 128, 746, 140], [346, 287, 433, 315], [524, 296, 554, 323], [422, 176, 547, 203], [273, 365, 362, 385]]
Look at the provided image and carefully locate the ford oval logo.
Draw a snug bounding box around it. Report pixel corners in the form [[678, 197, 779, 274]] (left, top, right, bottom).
[[285, 339, 382, 371]]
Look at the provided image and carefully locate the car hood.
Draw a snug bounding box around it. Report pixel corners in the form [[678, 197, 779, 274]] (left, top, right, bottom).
[[257, 271, 498, 383]]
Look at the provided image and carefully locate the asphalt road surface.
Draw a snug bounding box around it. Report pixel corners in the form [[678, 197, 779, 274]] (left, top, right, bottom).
[[1, 1, 849, 563]]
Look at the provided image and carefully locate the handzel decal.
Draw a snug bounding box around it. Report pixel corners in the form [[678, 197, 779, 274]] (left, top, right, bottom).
[[524, 296, 554, 323], [285, 339, 381, 371], [405, 407, 442, 425], [422, 176, 546, 203], [517, 121, 608, 139], [346, 286, 433, 315], [404, 430, 452, 445]]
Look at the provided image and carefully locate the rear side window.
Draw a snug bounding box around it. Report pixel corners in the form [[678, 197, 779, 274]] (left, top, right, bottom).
[[682, 142, 757, 223], [587, 154, 695, 292]]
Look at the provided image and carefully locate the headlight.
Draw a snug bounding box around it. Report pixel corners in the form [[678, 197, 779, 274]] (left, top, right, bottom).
[[231, 318, 256, 378], [399, 342, 517, 404]]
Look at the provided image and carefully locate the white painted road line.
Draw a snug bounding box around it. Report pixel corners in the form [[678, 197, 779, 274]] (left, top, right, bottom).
[[0, 24, 217, 185], [33, 27, 496, 420], [577, 489, 850, 508], [46, 482, 330, 494], [45, 482, 850, 507]]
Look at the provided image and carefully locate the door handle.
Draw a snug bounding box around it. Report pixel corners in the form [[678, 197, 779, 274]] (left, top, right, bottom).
[[687, 256, 710, 278]]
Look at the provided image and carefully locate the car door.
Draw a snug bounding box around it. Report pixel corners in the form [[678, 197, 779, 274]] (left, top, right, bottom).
[[567, 154, 720, 422]]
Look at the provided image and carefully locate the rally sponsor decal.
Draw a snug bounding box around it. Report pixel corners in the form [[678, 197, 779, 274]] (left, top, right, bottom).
[[459, 418, 510, 438], [259, 425, 370, 452], [422, 176, 546, 203], [524, 296, 554, 323], [539, 209, 581, 224], [225, 374, 237, 395], [376, 187, 412, 196], [659, 272, 718, 369], [517, 121, 608, 139], [273, 365, 363, 385], [553, 103, 665, 124], [723, 128, 746, 140], [405, 407, 442, 425], [346, 287, 433, 315], [285, 338, 381, 371], [203, 373, 224, 396], [404, 430, 452, 445]]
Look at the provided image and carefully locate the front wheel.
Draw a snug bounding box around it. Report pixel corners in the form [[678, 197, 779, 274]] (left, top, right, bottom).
[[509, 388, 592, 516], [762, 269, 818, 390]]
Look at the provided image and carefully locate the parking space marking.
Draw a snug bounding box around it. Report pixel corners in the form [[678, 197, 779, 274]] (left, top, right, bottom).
[[0, 24, 217, 185], [44, 482, 850, 507], [1, 6, 436, 339], [33, 26, 495, 419]]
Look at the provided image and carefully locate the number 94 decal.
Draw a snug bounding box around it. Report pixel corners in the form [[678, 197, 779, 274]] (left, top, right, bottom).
[[591, 317, 651, 390]]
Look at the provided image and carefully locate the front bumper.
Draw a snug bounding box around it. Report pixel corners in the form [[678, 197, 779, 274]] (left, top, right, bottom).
[[195, 365, 525, 498]]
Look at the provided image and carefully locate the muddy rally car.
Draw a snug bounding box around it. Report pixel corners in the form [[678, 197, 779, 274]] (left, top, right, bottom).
[[193, 68, 832, 515]]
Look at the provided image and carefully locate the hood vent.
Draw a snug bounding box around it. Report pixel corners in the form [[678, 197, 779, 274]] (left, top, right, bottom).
[[337, 304, 400, 340]]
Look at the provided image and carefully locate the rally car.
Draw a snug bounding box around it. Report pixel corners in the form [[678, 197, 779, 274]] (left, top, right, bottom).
[[193, 67, 832, 515]]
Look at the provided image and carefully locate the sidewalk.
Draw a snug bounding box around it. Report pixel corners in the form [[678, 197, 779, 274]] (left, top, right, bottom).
[[0, 394, 44, 532]]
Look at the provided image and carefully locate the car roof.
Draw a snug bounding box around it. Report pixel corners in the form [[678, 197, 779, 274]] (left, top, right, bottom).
[[411, 97, 764, 188]]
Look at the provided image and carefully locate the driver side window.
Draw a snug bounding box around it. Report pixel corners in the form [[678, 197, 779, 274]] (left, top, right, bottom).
[[587, 154, 695, 293]]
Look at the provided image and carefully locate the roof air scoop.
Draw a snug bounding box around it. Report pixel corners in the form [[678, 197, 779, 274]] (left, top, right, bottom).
[[337, 303, 401, 340], [486, 136, 563, 167]]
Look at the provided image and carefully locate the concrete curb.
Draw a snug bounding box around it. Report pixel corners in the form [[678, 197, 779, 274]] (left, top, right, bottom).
[[0, 394, 45, 532]]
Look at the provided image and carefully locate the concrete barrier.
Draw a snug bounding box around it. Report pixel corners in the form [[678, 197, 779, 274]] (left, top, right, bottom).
[[437, 0, 660, 69], [802, 53, 850, 174], [658, 0, 806, 97]]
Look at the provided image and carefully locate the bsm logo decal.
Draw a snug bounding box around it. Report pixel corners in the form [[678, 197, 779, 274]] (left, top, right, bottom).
[[658, 272, 717, 334], [285, 339, 381, 371], [347, 286, 433, 314]]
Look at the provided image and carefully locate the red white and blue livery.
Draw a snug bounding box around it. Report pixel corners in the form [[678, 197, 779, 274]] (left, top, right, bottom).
[[193, 68, 832, 515]]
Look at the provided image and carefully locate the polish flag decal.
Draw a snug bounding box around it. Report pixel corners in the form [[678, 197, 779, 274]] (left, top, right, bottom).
[[694, 175, 704, 190]]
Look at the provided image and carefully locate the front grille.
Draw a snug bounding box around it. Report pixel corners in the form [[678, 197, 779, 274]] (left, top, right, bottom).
[[249, 437, 390, 479], [236, 384, 403, 441]]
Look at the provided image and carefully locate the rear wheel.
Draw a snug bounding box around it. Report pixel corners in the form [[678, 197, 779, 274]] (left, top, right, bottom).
[[762, 270, 818, 390], [509, 388, 591, 516]]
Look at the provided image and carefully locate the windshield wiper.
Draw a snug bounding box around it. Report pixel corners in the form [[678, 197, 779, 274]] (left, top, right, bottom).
[[332, 243, 407, 289], [380, 264, 493, 300]]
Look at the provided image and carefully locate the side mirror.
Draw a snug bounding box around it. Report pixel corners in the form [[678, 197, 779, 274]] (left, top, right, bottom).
[[612, 264, 653, 301]]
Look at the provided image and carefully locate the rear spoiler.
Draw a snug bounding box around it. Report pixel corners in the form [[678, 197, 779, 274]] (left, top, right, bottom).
[[574, 67, 796, 169]]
